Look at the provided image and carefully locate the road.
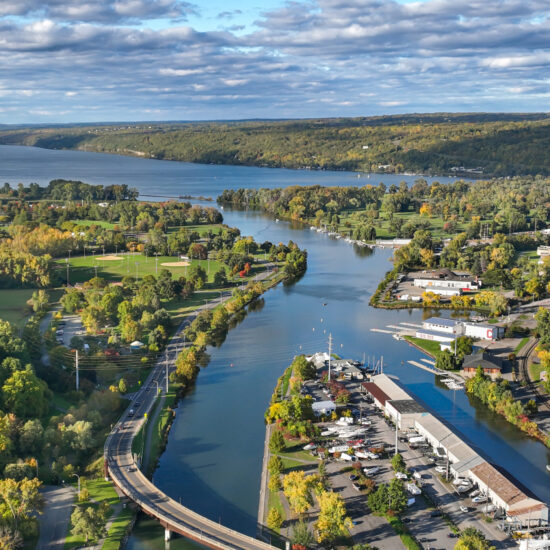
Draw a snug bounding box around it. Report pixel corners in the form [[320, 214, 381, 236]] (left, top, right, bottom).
[[36, 486, 75, 550], [105, 268, 280, 549]]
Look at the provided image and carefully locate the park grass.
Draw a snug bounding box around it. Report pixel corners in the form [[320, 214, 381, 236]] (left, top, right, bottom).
[[386, 515, 422, 550], [73, 219, 116, 230], [403, 336, 441, 358], [267, 489, 286, 534], [279, 439, 318, 463], [0, 288, 34, 327], [102, 506, 134, 550], [515, 337, 530, 353], [529, 361, 546, 382], [280, 457, 310, 472]]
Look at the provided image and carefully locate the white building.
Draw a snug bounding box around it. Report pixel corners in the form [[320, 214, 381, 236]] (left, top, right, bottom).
[[411, 268, 480, 291], [423, 317, 462, 335], [463, 322, 505, 341], [385, 400, 426, 430]]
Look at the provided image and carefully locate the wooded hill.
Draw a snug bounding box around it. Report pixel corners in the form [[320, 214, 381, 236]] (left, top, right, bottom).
[[1, 113, 550, 176]]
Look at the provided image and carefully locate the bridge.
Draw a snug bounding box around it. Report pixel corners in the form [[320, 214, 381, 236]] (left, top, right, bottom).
[[104, 292, 278, 549]]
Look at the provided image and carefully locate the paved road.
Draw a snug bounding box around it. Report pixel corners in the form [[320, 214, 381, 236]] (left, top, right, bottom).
[[36, 486, 75, 550]]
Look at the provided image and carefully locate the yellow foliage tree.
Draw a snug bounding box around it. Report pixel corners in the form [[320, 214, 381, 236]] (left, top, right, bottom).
[[315, 490, 352, 543]]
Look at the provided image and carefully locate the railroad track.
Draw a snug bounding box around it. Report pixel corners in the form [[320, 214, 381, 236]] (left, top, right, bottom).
[[519, 338, 550, 412]]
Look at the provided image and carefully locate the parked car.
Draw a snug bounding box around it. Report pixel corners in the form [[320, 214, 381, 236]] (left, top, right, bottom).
[[364, 466, 380, 476], [352, 482, 362, 492], [435, 466, 447, 474], [395, 472, 408, 480], [460, 505, 469, 513], [349, 474, 359, 482], [430, 510, 442, 517]]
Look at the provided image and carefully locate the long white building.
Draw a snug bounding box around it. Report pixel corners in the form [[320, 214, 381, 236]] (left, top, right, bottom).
[[363, 374, 548, 524]]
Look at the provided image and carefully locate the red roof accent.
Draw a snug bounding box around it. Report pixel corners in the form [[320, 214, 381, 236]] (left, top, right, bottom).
[[362, 382, 391, 406]]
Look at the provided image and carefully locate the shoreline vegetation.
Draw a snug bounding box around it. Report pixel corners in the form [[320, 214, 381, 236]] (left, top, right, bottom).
[[3, 113, 550, 177]]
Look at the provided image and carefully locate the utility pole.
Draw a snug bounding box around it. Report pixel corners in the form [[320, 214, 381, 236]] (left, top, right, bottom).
[[395, 422, 398, 456], [75, 350, 79, 391], [381, 355, 384, 374], [328, 333, 333, 382]]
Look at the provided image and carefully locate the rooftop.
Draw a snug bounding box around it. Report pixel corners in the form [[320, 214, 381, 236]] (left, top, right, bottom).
[[371, 374, 412, 401], [410, 268, 476, 282], [463, 351, 502, 370], [424, 317, 458, 328], [362, 382, 391, 406], [387, 399, 426, 415], [470, 462, 530, 507]]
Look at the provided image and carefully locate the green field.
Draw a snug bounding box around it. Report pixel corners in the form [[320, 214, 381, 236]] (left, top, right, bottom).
[[403, 335, 441, 358], [73, 219, 116, 229], [0, 288, 34, 327], [57, 253, 228, 284]]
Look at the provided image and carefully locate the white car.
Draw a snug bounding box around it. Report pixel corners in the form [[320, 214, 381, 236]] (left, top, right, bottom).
[[395, 472, 408, 480], [459, 505, 469, 513], [364, 466, 380, 476], [435, 466, 447, 474]]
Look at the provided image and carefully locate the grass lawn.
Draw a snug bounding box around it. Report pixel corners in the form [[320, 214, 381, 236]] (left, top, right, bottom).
[[73, 219, 116, 230], [0, 288, 34, 327], [403, 336, 441, 358], [267, 490, 286, 533], [387, 515, 422, 550], [515, 337, 530, 353], [279, 439, 318, 463], [102, 506, 134, 550], [529, 361, 546, 382]]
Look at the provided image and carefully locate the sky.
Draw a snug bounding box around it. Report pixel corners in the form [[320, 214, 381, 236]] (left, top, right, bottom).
[[1, 0, 549, 123]]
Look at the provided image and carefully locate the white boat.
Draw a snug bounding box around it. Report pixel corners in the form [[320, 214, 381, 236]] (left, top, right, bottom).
[[472, 495, 487, 503], [453, 478, 467, 486], [440, 378, 454, 383], [310, 226, 316, 230], [457, 485, 472, 493], [470, 489, 480, 498], [392, 333, 403, 341]]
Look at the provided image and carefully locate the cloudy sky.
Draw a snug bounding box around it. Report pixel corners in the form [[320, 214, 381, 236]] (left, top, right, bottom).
[[1, 0, 549, 123]]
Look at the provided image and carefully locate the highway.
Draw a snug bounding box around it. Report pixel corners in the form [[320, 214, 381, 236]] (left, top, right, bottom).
[[104, 279, 278, 549]]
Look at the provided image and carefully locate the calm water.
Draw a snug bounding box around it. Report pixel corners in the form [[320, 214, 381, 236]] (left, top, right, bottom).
[[0, 144, 461, 198], [0, 145, 547, 549]]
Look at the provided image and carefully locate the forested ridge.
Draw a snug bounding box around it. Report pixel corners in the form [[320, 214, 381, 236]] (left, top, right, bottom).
[[1, 113, 550, 176]]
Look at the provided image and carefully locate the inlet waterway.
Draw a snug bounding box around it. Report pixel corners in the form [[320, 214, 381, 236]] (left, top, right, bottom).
[[0, 145, 548, 549]]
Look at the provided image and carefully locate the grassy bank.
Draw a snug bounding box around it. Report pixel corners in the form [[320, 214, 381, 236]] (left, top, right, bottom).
[[403, 335, 440, 358], [387, 515, 422, 550]]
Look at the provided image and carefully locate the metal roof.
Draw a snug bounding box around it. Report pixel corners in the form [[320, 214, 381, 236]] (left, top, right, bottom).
[[386, 399, 426, 415], [424, 317, 458, 327]]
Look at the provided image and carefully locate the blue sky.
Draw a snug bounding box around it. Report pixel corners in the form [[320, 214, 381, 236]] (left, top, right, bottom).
[[0, 0, 549, 123]]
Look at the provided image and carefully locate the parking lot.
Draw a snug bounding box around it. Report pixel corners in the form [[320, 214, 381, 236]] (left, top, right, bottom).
[[301, 376, 514, 549]]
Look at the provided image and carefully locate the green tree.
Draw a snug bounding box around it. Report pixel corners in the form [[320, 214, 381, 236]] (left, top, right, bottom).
[[387, 479, 408, 514], [30, 290, 49, 314], [435, 349, 458, 371], [266, 507, 283, 530], [0, 526, 22, 550], [0, 477, 43, 530], [391, 453, 406, 473], [213, 268, 228, 287], [2, 366, 50, 418], [268, 456, 283, 477], [269, 430, 285, 453], [118, 378, 127, 394], [70, 505, 107, 543], [454, 527, 496, 550], [291, 521, 315, 547]]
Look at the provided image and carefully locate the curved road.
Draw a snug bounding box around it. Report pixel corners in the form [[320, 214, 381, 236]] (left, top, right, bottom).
[[105, 273, 278, 549]]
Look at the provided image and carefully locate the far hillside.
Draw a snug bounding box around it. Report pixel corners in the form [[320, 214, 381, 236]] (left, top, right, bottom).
[[1, 113, 550, 177]]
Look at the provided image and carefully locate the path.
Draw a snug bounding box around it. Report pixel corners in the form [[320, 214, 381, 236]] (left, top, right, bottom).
[[36, 485, 75, 550], [141, 389, 167, 473]]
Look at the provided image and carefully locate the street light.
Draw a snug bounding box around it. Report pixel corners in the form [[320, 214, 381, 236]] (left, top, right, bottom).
[[65, 258, 69, 286], [72, 473, 81, 494]]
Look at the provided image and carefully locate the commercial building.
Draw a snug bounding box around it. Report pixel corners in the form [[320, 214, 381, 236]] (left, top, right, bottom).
[[416, 317, 504, 343], [411, 268, 481, 291], [385, 399, 426, 430], [364, 374, 548, 523]]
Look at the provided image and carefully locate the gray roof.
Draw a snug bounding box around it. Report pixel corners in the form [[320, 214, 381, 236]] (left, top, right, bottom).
[[463, 352, 502, 370], [424, 317, 458, 327], [387, 399, 426, 414]]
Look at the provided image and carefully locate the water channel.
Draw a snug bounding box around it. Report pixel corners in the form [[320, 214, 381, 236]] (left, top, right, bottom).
[[0, 145, 548, 549]]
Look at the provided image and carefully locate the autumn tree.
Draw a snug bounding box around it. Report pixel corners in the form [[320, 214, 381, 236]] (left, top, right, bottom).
[[315, 490, 352, 543]]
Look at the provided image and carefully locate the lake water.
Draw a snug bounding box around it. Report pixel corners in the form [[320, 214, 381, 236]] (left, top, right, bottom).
[[0, 145, 547, 550], [0, 144, 461, 198]]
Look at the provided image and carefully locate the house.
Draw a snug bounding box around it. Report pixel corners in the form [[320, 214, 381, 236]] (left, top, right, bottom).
[[423, 317, 462, 335], [411, 268, 480, 291], [462, 352, 502, 380], [463, 322, 505, 341]]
